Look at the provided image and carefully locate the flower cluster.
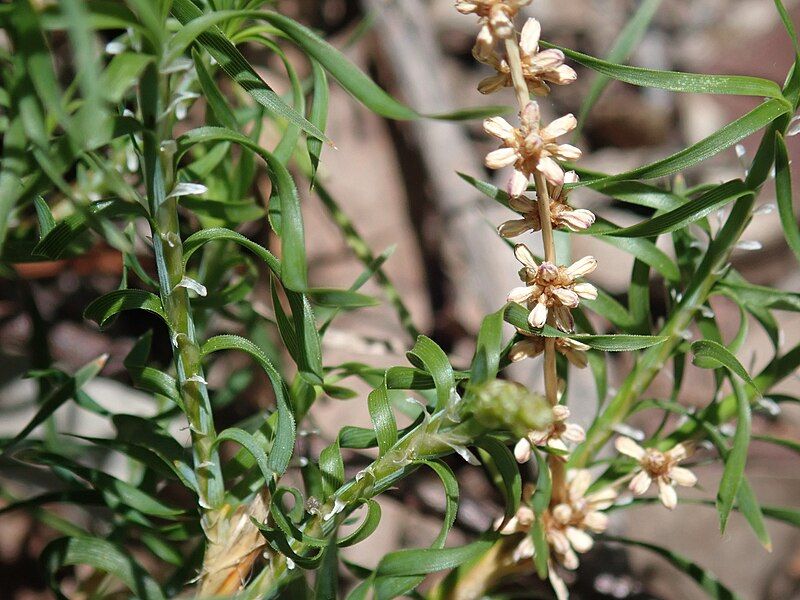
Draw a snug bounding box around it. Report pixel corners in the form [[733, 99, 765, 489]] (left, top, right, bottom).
[[477, 18, 577, 95], [456, 0, 532, 59], [507, 244, 597, 331], [498, 171, 595, 237], [514, 404, 585, 462], [498, 471, 616, 585], [484, 102, 581, 195]]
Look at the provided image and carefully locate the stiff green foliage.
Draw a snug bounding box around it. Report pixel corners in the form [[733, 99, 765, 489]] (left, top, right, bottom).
[[0, 1, 798, 599]]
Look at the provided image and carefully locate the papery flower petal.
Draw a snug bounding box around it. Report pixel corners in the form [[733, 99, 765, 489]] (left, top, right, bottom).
[[529, 301, 549, 328], [519, 18, 541, 54], [514, 437, 533, 463], [542, 114, 577, 139], [670, 466, 697, 487], [568, 469, 592, 498], [582, 510, 609, 532], [566, 527, 594, 553], [552, 287, 580, 307], [529, 48, 565, 70], [553, 143, 582, 161], [658, 478, 678, 509], [508, 169, 530, 197], [508, 285, 537, 304], [484, 116, 515, 141], [559, 208, 596, 231], [615, 436, 646, 460], [573, 282, 598, 300], [478, 73, 508, 94], [666, 443, 690, 462], [563, 422, 586, 443], [486, 147, 518, 169], [548, 64, 578, 84], [566, 255, 598, 278], [553, 306, 574, 332], [514, 243, 538, 269], [537, 156, 565, 186], [629, 470, 652, 495], [498, 218, 536, 237], [509, 339, 543, 362]]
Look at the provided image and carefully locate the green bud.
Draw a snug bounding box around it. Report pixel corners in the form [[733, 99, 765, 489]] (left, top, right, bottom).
[[466, 380, 552, 439]]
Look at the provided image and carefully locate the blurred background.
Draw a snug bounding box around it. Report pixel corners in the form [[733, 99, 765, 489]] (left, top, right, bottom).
[[1, 0, 799, 597]]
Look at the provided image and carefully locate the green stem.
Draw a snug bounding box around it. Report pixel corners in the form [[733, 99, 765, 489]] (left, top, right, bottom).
[[139, 63, 224, 519], [571, 117, 788, 467]]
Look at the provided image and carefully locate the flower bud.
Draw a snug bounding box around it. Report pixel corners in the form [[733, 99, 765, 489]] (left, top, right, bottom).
[[466, 380, 552, 438]]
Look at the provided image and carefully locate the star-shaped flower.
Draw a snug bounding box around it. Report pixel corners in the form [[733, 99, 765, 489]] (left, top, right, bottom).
[[507, 244, 597, 331], [484, 102, 582, 196], [615, 437, 698, 509]]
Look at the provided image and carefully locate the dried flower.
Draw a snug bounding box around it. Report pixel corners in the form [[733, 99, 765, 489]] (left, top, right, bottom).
[[498, 172, 595, 236], [507, 244, 597, 331], [615, 437, 698, 510], [484, 102, 581, 196], [514, 404, 585, 462], [456, 0, 532, 59], [477, 18, 577, 95], [509, 330, 589, 368]]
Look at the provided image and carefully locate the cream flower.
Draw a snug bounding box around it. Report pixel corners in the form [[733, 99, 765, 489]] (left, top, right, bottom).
[[498, 473, 615, 574], [514, 404, 585, 462], [455, 0, 532, 58], [484, 102, 581, 196], [509, 330, 589, 368], [477, 18, 577, 95], [615, 437, 698, 510], [498, 171, 595, 237], [506, 244, 597, 331]]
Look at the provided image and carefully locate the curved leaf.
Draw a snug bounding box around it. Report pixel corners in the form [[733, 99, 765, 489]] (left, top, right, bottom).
[[84, 289, 167, 328]]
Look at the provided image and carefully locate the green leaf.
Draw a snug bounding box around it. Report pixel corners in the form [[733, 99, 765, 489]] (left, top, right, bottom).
[[336, 499, 382, 547], [505, 303, 667, 351], [192, 49, 238, 131], [33, 199, 147, 259], [712, 378, 752, 534], [100, 52, 155, 103], [775, 133, 800, 266], [530, 449, 552, 579], [599, 179, 749, 238], [214, 427, 274, 482], [183, 226, 281, 275], [603, 536, 741, 600], [177, 127, 307, 290], [34, 196, 55, 238], [368, 382, 398, 457], [547, 42, 786, 101], [576, 0, 663, 134], [372, 460, 460, 600], [690, 340, 759, 392], [201, 335, 295, 474], [1, 355, 106, 455], [470, 308, 505, 385], [42, 537, 166, 600], [169, 0, 328, 142], [306, 288, 380, 309], [307, 59, 329, 182], [577, 99, 790, 186], [717, 278, 800, 312], [477, 436, 521, 521], [84, 289, 167, 329], [406, 335, 454, 410], [375, 536, 495, 578], [320, 438, 345, 499]]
